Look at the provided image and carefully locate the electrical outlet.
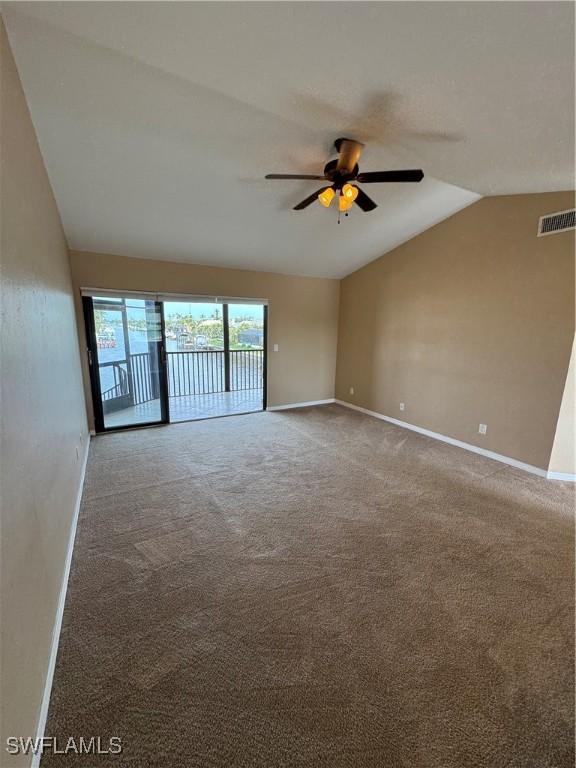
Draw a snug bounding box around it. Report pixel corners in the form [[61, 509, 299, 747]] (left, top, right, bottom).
[[478, 423, 487, 435], [273, 343, 279, 352], [399, 402, 405, 411], [349, 387, 355, 396]]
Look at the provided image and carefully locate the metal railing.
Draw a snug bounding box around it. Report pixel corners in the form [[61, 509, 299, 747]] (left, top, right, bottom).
[[168, 351, 225, 397], [100, 361, 129, 401], [230, 350, 263, 391], [131, 352, 156, 404], [167, 350, 263, 397], [99, 349, 264, 406]]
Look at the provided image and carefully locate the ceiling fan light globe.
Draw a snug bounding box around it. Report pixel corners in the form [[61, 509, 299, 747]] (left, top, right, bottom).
[[318, 188, 335, 208], [339, 195, 353, 212], [342, 183, 359, 202]]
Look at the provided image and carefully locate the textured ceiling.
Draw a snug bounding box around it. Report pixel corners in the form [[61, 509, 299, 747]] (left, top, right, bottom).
[[4, 2, 574, 278]]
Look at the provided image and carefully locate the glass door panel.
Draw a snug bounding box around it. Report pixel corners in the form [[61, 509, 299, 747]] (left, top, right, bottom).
[[163, 301, 225, 422], [227, 303, 265, 399], [85, 296, 167, 431]]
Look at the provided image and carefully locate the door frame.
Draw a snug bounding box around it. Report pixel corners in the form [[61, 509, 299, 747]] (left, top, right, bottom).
[[83, 295, 170, 433], [262, 304, 268, 411]]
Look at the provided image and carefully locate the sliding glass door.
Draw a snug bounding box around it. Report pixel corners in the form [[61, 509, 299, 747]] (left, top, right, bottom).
[[84, 294, 267, 431], [83, 295, 168, 431]]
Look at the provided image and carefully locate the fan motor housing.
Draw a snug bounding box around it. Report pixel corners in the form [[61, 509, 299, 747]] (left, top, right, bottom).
[[323, 159, 359, 187]]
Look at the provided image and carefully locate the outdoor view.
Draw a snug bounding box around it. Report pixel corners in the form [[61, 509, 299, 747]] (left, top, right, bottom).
[[94, 300, 264, 358], [163, 302, 264, 352]]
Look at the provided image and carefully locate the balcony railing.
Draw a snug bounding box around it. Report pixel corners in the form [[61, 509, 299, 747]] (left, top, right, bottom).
[[100, 349, 264, 408], [167, 350, 263, 397], [230, 350, 263, 391], [168, 351, 224, 397], [100, 361, 129, 401], [132, 352, 156, 404]]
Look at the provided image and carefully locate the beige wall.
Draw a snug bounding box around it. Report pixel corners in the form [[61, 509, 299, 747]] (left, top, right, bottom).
[[69, 251, 340, 430], [0, 20, 88, 766], [549, 339, 576, 476], [336, 193, 575, 470]]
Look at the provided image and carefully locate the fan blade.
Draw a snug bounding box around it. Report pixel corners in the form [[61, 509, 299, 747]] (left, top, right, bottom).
[[335, 138, 364, 174], [354, 187, 378, 212], [265, 174, 325, 180], [293, 186, 330, 211], [356, 169, 424, 183]]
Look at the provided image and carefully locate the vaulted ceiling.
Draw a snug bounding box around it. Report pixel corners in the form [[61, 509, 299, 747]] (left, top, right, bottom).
[[4, 2, 574, 278]]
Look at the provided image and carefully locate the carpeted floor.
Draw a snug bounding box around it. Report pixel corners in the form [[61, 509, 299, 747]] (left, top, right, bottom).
[[43, 405, 574, 767]]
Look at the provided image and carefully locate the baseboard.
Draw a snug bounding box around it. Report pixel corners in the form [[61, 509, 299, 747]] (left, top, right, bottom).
[[334, 399, 572, 481], [268, 398, 336, 411], [546, 470, 576, 482], [32, 438, 90, 768]]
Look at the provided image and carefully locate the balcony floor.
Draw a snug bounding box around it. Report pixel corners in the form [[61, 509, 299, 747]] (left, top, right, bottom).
[[104, 389, 263, 429]]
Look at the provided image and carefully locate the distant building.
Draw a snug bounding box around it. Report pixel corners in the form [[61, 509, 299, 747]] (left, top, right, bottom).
[[238, 328, 263, 347]]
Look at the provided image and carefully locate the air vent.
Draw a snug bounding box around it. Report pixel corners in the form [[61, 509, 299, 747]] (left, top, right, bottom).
[[537, 208, 575, 237]]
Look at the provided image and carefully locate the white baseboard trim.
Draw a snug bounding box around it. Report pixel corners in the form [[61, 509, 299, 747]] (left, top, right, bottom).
[[268, 398, 336, 411], [334, 399, 573, 482], [32, 438, 90, 768], [546, 470, 576, 482]]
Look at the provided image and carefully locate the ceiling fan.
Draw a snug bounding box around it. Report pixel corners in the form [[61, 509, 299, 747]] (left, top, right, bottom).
[[265, 138, 424, 216]]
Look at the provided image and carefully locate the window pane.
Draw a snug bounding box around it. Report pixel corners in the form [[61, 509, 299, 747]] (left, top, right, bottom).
[[228, 304, 264, 350], [163, 302, 224, 351]]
